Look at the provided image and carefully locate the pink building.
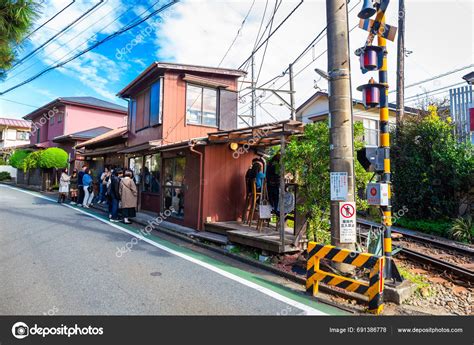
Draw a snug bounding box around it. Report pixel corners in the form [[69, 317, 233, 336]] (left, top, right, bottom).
[[23, 97, 127, 168]]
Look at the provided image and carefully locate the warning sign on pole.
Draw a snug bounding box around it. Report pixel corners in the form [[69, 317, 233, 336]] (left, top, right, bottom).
[[339, 201, 356, 243], [330, 172, 348, 201]]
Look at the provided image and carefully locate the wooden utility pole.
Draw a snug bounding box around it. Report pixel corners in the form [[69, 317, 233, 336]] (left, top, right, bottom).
[[396, 0, 405, 126], [326, 0, 356, 255]]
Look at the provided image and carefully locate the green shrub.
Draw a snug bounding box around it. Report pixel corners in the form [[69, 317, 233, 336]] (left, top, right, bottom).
[[396, 217, 452, 238], [284, 121, 372, 241], [0, 171, 11, 181], [9, 150, 30, 168], [38, 148, 68, 169], [22, 150, 42, 172], [449, 216, 473, 244], [392, 107, 474, 219]]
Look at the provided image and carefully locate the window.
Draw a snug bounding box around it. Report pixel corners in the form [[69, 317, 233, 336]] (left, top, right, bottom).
[[186, 84, 217, 126], [0, 131, 3, 141], [36, 129, 40, 144], [129, 99, 136, 130], [150, 80, 162, 126], [58, 113, 62, 123], [50, 116, 54, 125], [135, 90, 149, 131], [363, 119, 379, 147], [16, 131, 29, 140], [143, 153, 161, 193], [129, 156, 143, 185], [163, 157, 185, 218]]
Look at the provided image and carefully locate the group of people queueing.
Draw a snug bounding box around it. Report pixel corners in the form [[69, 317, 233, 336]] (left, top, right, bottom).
[[58, 165, 138, 224]]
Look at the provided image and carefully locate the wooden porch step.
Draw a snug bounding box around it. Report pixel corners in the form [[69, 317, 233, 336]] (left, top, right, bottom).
[[191, 231, 229, 245], [204, 222, 238, 235]]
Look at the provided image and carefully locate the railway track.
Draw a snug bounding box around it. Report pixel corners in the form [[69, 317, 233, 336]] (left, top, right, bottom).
[[356, 219, 474, 283]]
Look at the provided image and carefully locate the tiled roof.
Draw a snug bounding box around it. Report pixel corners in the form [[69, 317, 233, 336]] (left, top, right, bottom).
[[0, 118, 31, 128], [75, 127, 128, 149], [23, 96, 127, 120], [53, 126, 112, 142], [59, 97, 127, 112]]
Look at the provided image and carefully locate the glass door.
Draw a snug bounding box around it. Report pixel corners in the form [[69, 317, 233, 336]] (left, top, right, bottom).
[[163, 157, 186, 218]]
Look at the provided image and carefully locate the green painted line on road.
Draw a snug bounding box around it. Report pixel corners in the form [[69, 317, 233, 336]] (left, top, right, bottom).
[[77, 207, 347, 316], [3, 185, 348, 315]]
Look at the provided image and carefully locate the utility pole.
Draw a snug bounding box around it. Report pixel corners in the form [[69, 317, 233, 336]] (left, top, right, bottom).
[[396, 0, 405, 127], [289, 63, 296, 120], [326, 0, 356, 256], [251, 53, 256, 126]]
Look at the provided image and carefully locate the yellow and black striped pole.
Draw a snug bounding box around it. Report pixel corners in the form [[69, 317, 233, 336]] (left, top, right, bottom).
[[377, 16, 393, 279]]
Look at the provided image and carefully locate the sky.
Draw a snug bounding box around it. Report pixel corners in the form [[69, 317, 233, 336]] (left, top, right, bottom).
[[0, 0, 472, 124]]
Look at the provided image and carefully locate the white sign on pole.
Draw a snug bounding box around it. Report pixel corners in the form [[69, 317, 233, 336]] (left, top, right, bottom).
[[339, 201, 356, 243], [330, 172, 348, 201]]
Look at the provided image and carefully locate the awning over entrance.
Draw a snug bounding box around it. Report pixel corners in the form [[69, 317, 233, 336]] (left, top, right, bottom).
[[207, 120, 304, 147]]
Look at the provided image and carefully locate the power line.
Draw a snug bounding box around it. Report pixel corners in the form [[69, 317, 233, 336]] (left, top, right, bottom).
[[6, 0, 139, 82], [17, 1, 76, 46], [218, 0, 256, 67], [238, 0, 304, 69], [254, 0, 278, 84], [403, 82, 466, 103], [238, 0, 361, 103], [0, 0, 179, 96], [0, 97, 39, 108], [388, 64, 474, 94], [10, 1, 106, 70]]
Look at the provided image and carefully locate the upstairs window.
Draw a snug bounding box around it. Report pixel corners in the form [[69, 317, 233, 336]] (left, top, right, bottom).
[[186, 84, 217, 127], [134, 79, 162, 131], [36, 129, 41, 144], [16, 131, 29, 140]]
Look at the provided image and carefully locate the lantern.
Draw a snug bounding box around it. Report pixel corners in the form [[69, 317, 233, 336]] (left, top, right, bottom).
[[357, 77, 386, 108], [355, 45, 384, 73]]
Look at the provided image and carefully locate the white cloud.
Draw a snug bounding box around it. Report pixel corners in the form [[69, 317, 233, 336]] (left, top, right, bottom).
[[4, 0, 128, 101], [154, 0, 473, 123]]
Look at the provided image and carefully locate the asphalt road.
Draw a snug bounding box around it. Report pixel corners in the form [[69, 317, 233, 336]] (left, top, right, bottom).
[[0, 185, 342, 315]]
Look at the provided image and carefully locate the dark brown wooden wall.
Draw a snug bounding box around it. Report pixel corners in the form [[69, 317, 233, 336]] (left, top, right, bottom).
[[201, 144, 256, 223]]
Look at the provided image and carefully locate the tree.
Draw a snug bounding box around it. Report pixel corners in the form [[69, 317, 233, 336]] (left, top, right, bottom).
[[8, 149, 30, 168], [22, 149, 42, 172], [0, 0, 41, 77], [38, 147, 68, 168], [392, 105, 474, 220], [284, 121, 372, 242]]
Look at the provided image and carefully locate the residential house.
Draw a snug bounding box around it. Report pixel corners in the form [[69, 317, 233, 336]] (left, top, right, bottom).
[[0, 118, 31, 151], [77, 62, 311, 253], [296, 91, 418, 147], [22, 97, 127, 169]]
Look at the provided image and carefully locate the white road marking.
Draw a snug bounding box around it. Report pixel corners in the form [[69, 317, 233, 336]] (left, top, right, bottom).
[[1, 185, 328, 315]]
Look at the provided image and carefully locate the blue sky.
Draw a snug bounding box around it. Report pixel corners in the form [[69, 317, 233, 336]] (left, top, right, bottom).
[[1, 0, 472, 123]]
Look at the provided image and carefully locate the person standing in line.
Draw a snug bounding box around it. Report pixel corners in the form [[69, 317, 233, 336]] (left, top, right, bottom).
[[82, 168, 94, 208], [58, 168, 71, 203], [77, 165, 88, 206], [109, 169, 123, 222], [119, 169, 138, 224], [69, 169, 78, 204], [98, 167, 110, 204]]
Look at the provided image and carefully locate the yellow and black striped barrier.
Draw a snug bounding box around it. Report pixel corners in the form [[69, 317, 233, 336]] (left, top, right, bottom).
[[306, 242, 385, 314]]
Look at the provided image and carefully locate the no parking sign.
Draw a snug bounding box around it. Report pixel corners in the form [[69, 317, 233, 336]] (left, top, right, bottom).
[[339, 202, 356, 243]]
